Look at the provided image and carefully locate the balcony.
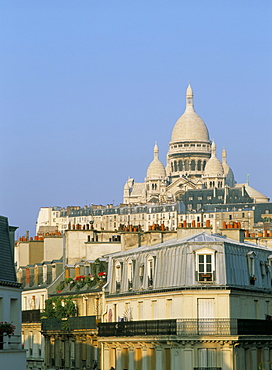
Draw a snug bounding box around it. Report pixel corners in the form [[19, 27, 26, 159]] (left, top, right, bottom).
[[98, 319, 176, 337], [98, 318, 272, 337], [41, 315, 97, 332], [22, 309, 41, 323], [0, 335, 21, 350], [194, 368, 222, 370]]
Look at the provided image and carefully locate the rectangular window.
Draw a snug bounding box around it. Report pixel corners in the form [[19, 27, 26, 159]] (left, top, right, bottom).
[[196, 253, 214, 282], [198, 348, 216, 367]]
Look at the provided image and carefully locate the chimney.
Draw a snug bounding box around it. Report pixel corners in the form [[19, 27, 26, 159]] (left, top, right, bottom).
[[220, 228, 244, 243]]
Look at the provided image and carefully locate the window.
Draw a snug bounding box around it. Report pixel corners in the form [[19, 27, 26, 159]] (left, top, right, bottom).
[[198, 348, 216, 368], [115, 261, 122, 292], [127, 259, 133, 290], [139, 264, 144, 285], [147, 255, 155, 287], [247, 251, 256, 285], [195, 248, 215, 282]]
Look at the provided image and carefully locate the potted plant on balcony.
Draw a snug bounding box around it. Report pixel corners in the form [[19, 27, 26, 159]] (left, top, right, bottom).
[[98, 271, 106, 281], [85, 274, 96, 288], [75, 275, 86, 290], [0, 322, 15, 336]]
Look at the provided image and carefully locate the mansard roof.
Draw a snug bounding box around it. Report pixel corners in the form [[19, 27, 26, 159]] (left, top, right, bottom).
[[0, 216, 17, 283], [106, 232, 264, 259]]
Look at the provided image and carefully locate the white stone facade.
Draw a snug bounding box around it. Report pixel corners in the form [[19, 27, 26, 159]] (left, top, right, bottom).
[[123, 83, 236, 204]]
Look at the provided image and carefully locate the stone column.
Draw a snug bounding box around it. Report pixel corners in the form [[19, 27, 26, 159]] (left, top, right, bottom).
[[250, 347, 257, 370], [128, 347, 135, 370], [155, 348, 163, 370], [44, 336, 51, 369], [64, 338, 70, 369], [171, 348, 180, 370], [234, 346, 245, 370], [142, 347, 148, 370], [116, 346, 122, 370], [75, 336, 81, 369], [103, 346, 110, 370], [86, 335, 93, 369], [263, 347, 269, 370]]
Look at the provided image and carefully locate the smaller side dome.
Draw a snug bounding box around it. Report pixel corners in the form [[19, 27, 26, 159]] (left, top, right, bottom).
[[222, 149, 235, 187], [146, 143, 166, 179], [204, 142, 224, 177]]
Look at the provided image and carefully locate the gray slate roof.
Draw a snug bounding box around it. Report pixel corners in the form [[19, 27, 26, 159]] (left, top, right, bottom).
[[0, 216, 16, 282]]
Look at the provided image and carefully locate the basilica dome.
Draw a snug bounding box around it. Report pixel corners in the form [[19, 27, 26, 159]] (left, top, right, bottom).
[[204, 142, 224, 177], [146, 144, 166, 179], [171, 84, 210, 143]]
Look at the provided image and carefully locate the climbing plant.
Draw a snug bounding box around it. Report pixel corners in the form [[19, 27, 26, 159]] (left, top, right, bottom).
[[42, 296, 78, 319]]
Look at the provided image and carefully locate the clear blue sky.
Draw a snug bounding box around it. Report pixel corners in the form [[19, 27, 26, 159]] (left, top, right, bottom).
[[1, 1, 272, 237]]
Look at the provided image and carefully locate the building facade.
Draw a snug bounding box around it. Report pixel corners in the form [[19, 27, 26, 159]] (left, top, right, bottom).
[[98, 232, 272, 370], [0, 216, 26, 368]]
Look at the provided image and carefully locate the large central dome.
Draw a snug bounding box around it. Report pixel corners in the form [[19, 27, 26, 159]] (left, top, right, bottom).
[[171, 84, 210, 143]]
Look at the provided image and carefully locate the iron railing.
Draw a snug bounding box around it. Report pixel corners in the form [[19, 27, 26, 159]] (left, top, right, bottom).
[[41, 315, 97, 332], [98, 318, 272, 337], [22, 309, 41, 323], [176, 319, 237, 336], [194, 368, 222, 370], [98, 319, 176, 337]]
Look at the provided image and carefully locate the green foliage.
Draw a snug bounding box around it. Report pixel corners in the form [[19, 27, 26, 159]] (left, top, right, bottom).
[[92, 258, 106, 275], [56, 281, 65, 291], [65, 277, 73, 285], [43, 298, 55, 319], [42, 297, 78, 319]]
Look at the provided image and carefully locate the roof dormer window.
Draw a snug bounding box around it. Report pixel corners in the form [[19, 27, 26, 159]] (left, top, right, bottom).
[[115, 261, 122, 292], [247, 251, 256, 285], [127, 258, 133, 290], [195, 248, 216, 282], [147, 255, 155, 288]]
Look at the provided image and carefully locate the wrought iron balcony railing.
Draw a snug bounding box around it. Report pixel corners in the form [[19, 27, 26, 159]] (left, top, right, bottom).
[[194, 368, 222, 370], [22, 309, 41, 323], [98, 318, 272, 337], [41, 315, 97, 332]]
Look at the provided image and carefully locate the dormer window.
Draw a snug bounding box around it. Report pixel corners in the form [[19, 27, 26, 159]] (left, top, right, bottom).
[[195, 248, 216, 282], [127, 259, 133, 290], [139, 264, 144, 285], [247, 251, 256, 285], [43, 264, 47, 283], [147, 255, 155, 288], [115, 261, 121, 292]]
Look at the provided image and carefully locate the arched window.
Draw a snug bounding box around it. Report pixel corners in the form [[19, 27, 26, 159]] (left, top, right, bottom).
[[191, 160, 195, 171], [202, 160, 206, 171], [184, 160, 189, 171], [171, 162, 174, 172], [197, 160, 202, 171], [174, 161, 177, 172]]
